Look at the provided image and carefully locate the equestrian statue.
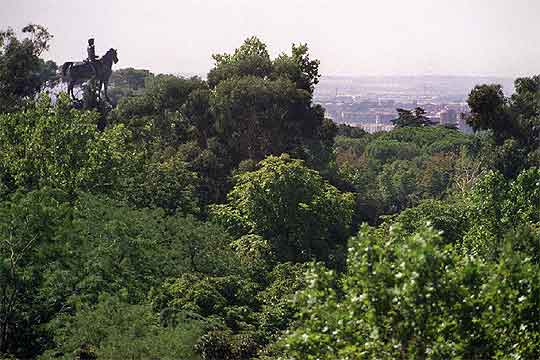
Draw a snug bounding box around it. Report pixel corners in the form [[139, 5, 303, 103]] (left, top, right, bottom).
[[60, 38, 118, 103]]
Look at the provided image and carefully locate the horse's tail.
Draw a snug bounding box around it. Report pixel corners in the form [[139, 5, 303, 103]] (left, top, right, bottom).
[[61, 62, 73, 77]]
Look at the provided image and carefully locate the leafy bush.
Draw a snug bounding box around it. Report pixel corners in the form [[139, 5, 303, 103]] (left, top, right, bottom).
[[211, 154, 354, 264]]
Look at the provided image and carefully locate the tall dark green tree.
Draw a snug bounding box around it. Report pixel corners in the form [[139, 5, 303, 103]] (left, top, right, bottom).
[[0, 24, 57, 112], [392, 107, 434, 128], [209, 37, 333, 166], [467, 84, 512, 141]]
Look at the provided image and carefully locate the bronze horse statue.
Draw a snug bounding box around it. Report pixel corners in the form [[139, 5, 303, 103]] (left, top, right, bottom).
[[60, 48, 118, 103]]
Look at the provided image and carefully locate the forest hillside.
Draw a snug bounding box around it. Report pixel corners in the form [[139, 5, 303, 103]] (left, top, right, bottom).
[[0, 25, 539, 359]]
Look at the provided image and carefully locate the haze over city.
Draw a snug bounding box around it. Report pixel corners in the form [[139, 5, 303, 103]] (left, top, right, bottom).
[[3, 0, 540, 77]]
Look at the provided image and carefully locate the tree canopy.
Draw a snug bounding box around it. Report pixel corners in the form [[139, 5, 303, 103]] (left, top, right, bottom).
[[1, 25, 540, 359], [392, 107, 435, 128], [0, 25, 57, 112]]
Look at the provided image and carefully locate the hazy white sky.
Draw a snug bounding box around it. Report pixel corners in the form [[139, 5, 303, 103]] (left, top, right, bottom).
[[3, 0, 540, 77]]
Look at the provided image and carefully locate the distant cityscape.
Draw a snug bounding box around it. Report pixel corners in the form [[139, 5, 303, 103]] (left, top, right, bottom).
[[314, 75, 515, 134]]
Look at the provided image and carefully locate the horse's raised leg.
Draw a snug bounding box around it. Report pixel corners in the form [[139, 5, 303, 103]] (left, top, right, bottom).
[[97, 81, 103, 101], [103, 80, 111, 104], [68, 81, 75, 100]]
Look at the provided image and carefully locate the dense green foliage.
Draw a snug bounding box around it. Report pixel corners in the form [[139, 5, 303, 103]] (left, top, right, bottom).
[[280, 223, 540, 359], [211, 154, 354, 265], [468, 78, 540, 154], [335, 126, 473, 221], [0, 25, 57, 113], [1, 25, 539, 359], [0, 95, 133, 195]]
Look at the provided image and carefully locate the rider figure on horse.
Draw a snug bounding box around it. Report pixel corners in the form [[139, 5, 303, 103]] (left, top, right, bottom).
[[85, 38, 99, 75], [61, 41, 118, 103]]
